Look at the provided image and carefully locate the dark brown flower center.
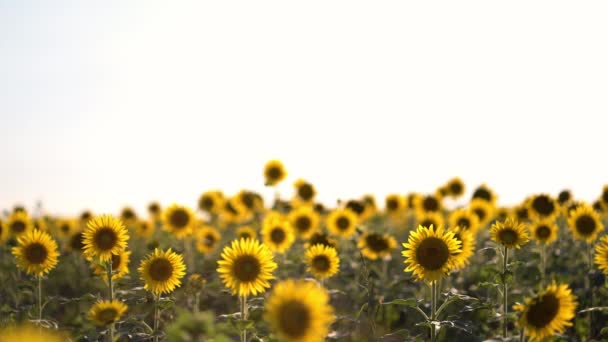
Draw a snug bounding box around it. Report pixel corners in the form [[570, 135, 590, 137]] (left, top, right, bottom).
[[535, 226, 551, 240], [422, 196, 439, 212], [294, 216, 312, 233], [346, 200, 365, 215], [169, 209, 190, 228], [498, 229, 518, 245], [531, 195, 555, 216], [233, 255, 261, 282], [148, 258, 174, 281], [472, 188, 492, 202], [204, 233, 216, 247], [270, 228, 286, 243], [575, 215, 596, 236], [416, 237, 449, 270], [473, 208, 487, 222], [70, 232, 84, 251], [94, 228, 119, 251], [11, 220, 26, 233], [457, 217, 471, 229], [386, 198, 399, 211], [298, 184, 315, 201], [199, 196, 214, 211], [278, 300, 311, 338], [558, 190, 571, 204], [312, 255, 331, 272], [525, 293, 560, 328], [365, 234, 389, 252], [266, 166, 282, 180], [97, 308, 119, 325], [336, 216, 350, 231], [24, 243, 48, 264], [449, 182, 463, 195]]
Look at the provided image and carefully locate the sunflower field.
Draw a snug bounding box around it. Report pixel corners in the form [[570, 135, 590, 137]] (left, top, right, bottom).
[[1, 159, 608, 341]]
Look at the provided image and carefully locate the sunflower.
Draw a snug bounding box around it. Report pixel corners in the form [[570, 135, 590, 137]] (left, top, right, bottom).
[[448, 209, 480, 234], [198, 190, 225, 215], [361, 194, 378, 219], [147, 202, 162, 219], [83, 215, 129, 262], [557, 189, 572, 206], [217, 238, 277, 297], [261, 215, 295, 253], [66, 231, 85, 253], [306, 232, 338, 250], [530, 220, 558, 245], [92, 250, 131, 282], [220, 197, 248, 224], [514, 205, 530, 222], [32, 218, 47, 231], [264, 159, 287, 186], [494, 207, 510, 222], [305, 244, 340, 279], [567, 204, 603, 242], [55, 219, 76, 239], [385, 194, 404, 215], [135, 220, 155, 238], [528, 194, 559, 220], [357, 232, 397, 260], [402, 225, 461, 282], [601, 185, 608, 210], [236, 225, 257, 241], [195, 225, 222, 255], [233, 190, 264, 214], [513, 282, 577, 341], [139, 248, 186, 295], [469, 199, 494, 227], [294, 179, 316, 203], [490, 218, 530, 249], [80, 210, 93, 224], [405, 193, 420, 211], [594, 235, 608, 275], [120, 207, 138, 225], [415, 194, 443, 215], [264, 279, 334, 342], [344, 199, 365, 218], [7, 211, 33, 238], [326, 208, 358, 238], [88, 299, 128, 326], [0, 219, 8, 244], [471, 184, 497, 204], [0, 325, 65, 342], [448, 227, 475, 270], [163, 204, 197, 239], [12, 229, 59, 276], [416, 212, 445, 231], [445, 177, 465, 198], [288, 205, 320, 239]]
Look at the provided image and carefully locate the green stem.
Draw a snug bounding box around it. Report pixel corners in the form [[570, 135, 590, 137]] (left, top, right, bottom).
[[503, 246, 508, 339], [587, 243, 594, 339], [194, 293, 200, 314], [107, 260, 114, 342], [519, 327, 525, 342], [240, 296, 248, 342], [154, 293, 160, 342], [37, 275, 42, 323], [430, 281, 437, 341]]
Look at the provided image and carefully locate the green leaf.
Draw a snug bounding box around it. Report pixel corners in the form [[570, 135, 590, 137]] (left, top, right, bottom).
[[382, 298, 419, 307]]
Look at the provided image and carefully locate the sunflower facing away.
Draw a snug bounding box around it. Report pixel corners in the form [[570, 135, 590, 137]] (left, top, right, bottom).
[[83, 215, 129, 262], [236, 225, 257, 241], [306, 232, 338, 250], [261, 215, 296, 253], [163, 204, 197, 239], [66, 231, 85, 253], [530, 220, 558, 245], [357, 232, 397, 260], [448, 208, 480, 234], [527, 194, 559, 220], [326, 208, 358, 238], [305, 244, 340, 280], [264, 159, 287, 186], [12, 229, 59, 276], [217, 238, 277, 297], [88, 299, 128, 326], [7, 211, 33, 238], [139, 248, 186, 295], [568, 204, 604, 242], [448, 226, 476, 270], [288, 205, 320, 239], [264, 279, 334, 342], [92, 250, 131, 282], [402, 225, 461, 282], [513, 282, 577, 341], [195, 225, 222, 255], [490, 218, 530, 249]]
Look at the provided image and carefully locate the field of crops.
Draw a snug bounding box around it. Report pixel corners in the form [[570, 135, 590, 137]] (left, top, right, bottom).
[[1, 160, 607, 341]]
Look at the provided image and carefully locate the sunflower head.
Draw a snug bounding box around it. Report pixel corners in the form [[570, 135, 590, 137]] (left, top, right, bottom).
[[264, 159, 287, 186], [568, 204, 604, 242], [264, 279, 334, 342], [12, 229, 59, 276], [305, 244, 340, 279], [469, 199, 495, 227], [83, 215, 129, 262], [490, 218, 530, 249], [448, 209, 480, 234], [448, 226, 476, 270], [162, 204, 197, 239], [217, 238, 277, 297], [198, 190, 225, 214], [7, 211, 33, 238], [385, 194, 404, 215], [92, 250, 131, 282], [326, 208, 358, 238], [288, 206, 320, 239], [233, 190, 264, 214], [135, 220, 155, 238], [513, 282, 577, 341], [120, 207, 138, 225], [416, 212, 445, 232], [293, 179, 316, 203], [236, 225, 258, 241], [357, 232, 397, 260], [88, 299, 128, 326], [471, 184, 496, 204], [530, 220, 558, 245], [147, 202, 162, 219], [196, 225, 222, 255], [415, 194, 443, 215], [594, 235, 608, 276], [0, 219, 9, 244], [528, 194, 559, 220], [262, 214, 295, 254], [402, 225, 461, 282], [557, 190, 572, 205], [306, 232, 338, 250], [445, 177, 465, 198], [139, 248, 186, 295], [55, 219, 76, 239]]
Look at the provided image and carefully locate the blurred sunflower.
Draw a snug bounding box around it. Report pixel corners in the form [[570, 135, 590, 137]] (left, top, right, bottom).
[[514, 205, 530, 222], [494, 207, 510, 222], [233, 190, 264, 214], [326, 208, 358, 238], [449, 227, 475, 270], [0, 219, 8, 244], [402, 225, 461, 282], [88, 299, 128, 326], [288, 206, 320, 239], [147, 202, 162, 220], [217, 238, 277, 297], [262, 215, 295, 254], [306, 232, 338, 250], [448, 209, 480, 233], [361, 194, 378, 219], [0, 325, 65, 342], [120, 207, 138, 225], [490, 218, 529, 249], [513, 282, 577, 341], [80, 210, 93, 225], [7, 211, 33, 238], [32, 218, 47, 231], [415, 194, 442, 214], [12, 229, 59, 276], [198, 190, 225, 215], [264, 279, 334, 342], [236, 225, 257, 240], [471, 184, 497, 204], [530, 220, 558, 245], [594, 235, 608, 275], [357, 232, 397, 260], [305, 244, 340, 279], [135, 220, 155, 238], [220, 198, 247, 224], [83, 215, 129, 262], [557, 189, 572, 206], [195, 225, 221, 255], [139, 248, 186, 295], [293, 179, 316, 203], [568, 204, 603, 242], [66, 231, 85, 253], [601, 185, 608, 210], [55, 219, 76, 239], [92, 250, 131, 282], [264, 159, 287, 186], [345, 199, 366, 218], [163, 204, 197, 239], [445, 177, 465, 198], [469, 199, 494, 227], [384, 194, 404, 215], [416, 212, 445, 231], [405, 193, 420, 211], [528, 194, 559, 220]]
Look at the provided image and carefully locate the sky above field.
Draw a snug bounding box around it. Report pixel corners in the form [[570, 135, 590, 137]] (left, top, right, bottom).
[[1, 1, 607, 216]]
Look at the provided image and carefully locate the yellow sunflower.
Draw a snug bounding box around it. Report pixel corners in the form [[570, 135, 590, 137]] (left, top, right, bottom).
[[557, 189, 572, 206], [55, 219, 77, 239], [139, 248, 186, 295], [530, 220, 558, 245], [490, 218, 530, 249], [527, 194, 559, 220], [0, 325, 66, 342], [195, 225, 222, 255], [469, 199, 495, 227], [448, 227, 475, 270], [264, 159, 287, 186], [415, 194, 443, 215], [135, 220, 155, 238], [595, 235, 608, 276], [12, 229, 59, 276], [513, 282, 577, 341], [236, 225, 257, 241], [162, 204, 197, 239], [306, 232, 338, 250], [0, 219, 8, 243], [357, 232, 397, 260], [326, 208, 358, 238], [385, 194, 404, 215], [7, 211, 33, 238], [288, 205, 320, 239], [233, 190, 264, 215], [264, 279, 334, 342], [148, 202, 162, 219], [80, 210, 93, 225], [120, 207, 138, 225], [261, 216, 295, 254], [445, 177, 465, 198], [448, 209, 480, 234], [305, 244, 340, 279], [198, 190, 225, 215], [513, 205, 530, 222], [361, 194, 378, 220], [601, 185, 608, 210], [294, 179, 316, 203], [83, 215, 129, 262], [405, 193, 420, 211], [402, 225, 461, 282], [92, 250, 131, 282], [568, 204, 604, 242], [66, 230, 85, 253], [88, 299, 128, 326], [471, 184, 497, 204], [217, 238, 277, 297], [416, 212, 445, 231]]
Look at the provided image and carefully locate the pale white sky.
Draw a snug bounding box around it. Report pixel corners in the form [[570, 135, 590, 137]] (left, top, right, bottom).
[[1, 1, 607, 216]]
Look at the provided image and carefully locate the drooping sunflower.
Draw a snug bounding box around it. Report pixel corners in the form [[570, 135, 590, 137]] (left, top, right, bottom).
[[162, 204, 197, 239], [527, 194, 559, 220], [261, 215, 295, 254], [357, 232, 397, 260], [264, 279, 334, 342], [88, 299, 128, 326], [471, 184, 497, 204], [567, 204, 604, 242], [448, 226, 476, 270], [0, 325, 66, 342], [416, 212, 445, 231], [139, 248, 186, 295], [306, 232, 338, 250], [513, 282, 577, 341], [198, 190, 225, 215], [448, 208, 480, 234], [92, 250, 131, 282], [445, 177, 465, 198], [385, 194, 404, 216], [490, 218, 530, 249], [288, 205, 320, 239], [530, 220, 558, 245], [264, 159, 287, 186], [217, 238, 277, 297], [82, 215, 129, 262], [402, 225, 461, 282], [305, 244, 340, 279], [293, 179, 316, 203], [7, 211, 33, 238], [236, 225, 257, 240], [469, 199, 495, 227], [415, 194, 443, 215], [326, 208, 358, 238], [195, 225, 222, 255], [135, 220, 155, 238], [120, 207, 138, 225], [12, 229, 59, 276], [594, 235, 608, 275]]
